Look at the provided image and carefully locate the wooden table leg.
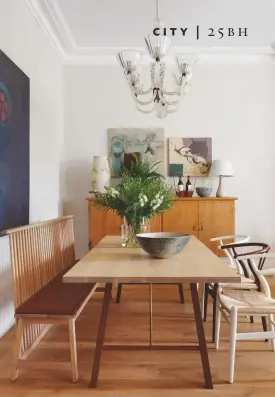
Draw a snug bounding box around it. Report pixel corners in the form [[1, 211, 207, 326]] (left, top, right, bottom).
[[190, 283, 213, 389], [90, 282, 112, 388]]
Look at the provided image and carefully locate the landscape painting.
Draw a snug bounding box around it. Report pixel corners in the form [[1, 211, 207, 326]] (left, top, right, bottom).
[[108, 128, 165, 177], [168, 138, 212, 177], [0, 50, 29, 231]]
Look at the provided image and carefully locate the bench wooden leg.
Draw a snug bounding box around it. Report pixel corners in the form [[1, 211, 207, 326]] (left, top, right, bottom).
[[68, 319, 78, 382], [11, 319, 24, 381]]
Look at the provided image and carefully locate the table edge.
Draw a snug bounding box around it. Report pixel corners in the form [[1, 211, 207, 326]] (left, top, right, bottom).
[[63, 275, 241, 284]]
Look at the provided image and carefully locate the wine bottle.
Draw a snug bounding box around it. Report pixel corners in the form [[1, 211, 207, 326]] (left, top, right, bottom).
[[185, 175, 192, 191], [178, 175, 184, 192]]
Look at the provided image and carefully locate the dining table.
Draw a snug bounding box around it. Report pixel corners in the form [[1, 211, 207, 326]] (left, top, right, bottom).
[[63, 235, 240, 389]]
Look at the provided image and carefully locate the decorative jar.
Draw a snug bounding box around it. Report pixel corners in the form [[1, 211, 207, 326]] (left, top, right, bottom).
[[91, 156, 110, 193]]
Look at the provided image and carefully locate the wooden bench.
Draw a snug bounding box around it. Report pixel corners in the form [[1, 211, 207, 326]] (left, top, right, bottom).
[[5, 216, 98, 382]]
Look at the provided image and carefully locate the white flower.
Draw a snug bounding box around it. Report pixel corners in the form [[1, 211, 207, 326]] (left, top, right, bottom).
[[109, 188, 119, 197], [139, 193, 148, 202], [150, 194, 164, 211], [139, 193, 148, 207]]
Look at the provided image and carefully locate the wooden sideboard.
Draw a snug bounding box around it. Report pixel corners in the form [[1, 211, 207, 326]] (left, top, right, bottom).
[[87, 197, 237, 256]]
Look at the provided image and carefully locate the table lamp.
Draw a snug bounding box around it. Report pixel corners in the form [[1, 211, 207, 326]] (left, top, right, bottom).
[[209, 159, 234, 197]]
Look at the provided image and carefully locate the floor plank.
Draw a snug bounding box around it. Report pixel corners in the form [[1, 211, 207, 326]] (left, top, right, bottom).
[[1, 283, 275, 396]]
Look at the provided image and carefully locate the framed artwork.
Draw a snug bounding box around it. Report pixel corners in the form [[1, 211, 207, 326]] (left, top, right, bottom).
[[0, 50, 30, 231], [168, 138, 212, 177], [108, 128, 165, 177]]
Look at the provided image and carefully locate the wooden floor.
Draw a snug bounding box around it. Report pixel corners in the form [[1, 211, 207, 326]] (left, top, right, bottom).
[[1, 283, 275, 397]]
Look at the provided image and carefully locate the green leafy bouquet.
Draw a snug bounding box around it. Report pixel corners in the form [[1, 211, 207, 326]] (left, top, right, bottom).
[[94, 159, 173, 246]]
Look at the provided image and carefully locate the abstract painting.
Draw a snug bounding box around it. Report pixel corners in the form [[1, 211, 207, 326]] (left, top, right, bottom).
[[0, 50, 30, 231], [108, 128, 165, 177], [168, 138, 212, 177]]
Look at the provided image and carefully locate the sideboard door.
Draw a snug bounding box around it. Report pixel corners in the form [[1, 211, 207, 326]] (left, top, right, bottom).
[[198, 200, 235, 256], [150, 215, 162, 232], [162, 201, 199, 236], [105, 211, 122, 236], [89, 204, 105, 248]]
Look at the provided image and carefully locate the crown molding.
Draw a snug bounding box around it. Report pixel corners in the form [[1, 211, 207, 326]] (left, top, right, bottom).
[[64, 46, 275, 65], [26, 0, 275, 65], [26, 0, 65, 61], [45, 0, 78, 51]]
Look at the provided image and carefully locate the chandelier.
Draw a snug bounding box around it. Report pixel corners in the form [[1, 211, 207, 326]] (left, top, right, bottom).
[[117, 0, 196, 118]]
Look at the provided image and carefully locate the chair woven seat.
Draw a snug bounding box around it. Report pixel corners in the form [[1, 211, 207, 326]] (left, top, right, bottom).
[[218, 276, 257, 290], [209, 276, 257, 290], [219, 289, 275, 315]]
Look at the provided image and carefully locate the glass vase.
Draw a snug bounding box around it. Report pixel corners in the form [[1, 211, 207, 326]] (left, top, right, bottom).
[[121, 217, 150, 248]]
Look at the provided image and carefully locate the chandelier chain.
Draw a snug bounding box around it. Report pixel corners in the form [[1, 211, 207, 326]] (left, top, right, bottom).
[[156, 0, 159, 19]]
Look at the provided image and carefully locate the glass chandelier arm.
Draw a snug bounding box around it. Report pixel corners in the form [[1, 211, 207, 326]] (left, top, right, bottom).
[[130, 85, 153, 96], [133, 95, 154, 106], [162, 79, 190, 96], [167, 105, 180, 113], [162, 89, 181, 96], [124, 71, 152, 95], [136, 103, 154, 114], [162, 98, 180, 106]]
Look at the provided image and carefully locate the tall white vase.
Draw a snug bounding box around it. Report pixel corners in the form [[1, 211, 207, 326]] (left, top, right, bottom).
[[91, 156, 110, 193]]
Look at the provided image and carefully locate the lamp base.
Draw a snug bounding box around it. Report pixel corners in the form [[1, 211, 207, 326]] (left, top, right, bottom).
[[216, 175, 225, 197]]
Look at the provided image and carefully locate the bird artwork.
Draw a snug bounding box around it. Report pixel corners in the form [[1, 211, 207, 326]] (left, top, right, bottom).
[[168, 138, 212, 177]]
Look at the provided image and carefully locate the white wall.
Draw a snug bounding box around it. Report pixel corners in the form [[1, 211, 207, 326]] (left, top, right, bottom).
[[0, 0, 64, 337], [63, 57, 275, 258]]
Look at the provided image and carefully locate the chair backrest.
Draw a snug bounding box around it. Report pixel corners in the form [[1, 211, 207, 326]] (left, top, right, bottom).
[[221, 242, 270, 278], [211, 235, 250, 268], [235, 253, 275, 296]]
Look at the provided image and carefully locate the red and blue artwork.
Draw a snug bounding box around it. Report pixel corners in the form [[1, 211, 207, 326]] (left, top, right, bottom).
[[0, 50, 29, 231]]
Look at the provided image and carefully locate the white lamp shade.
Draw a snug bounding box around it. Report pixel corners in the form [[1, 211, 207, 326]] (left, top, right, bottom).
[[209, 159, 234, 177]]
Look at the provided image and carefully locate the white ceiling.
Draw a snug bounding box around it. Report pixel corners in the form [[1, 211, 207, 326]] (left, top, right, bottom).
[[27, 0, 275, 63]]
